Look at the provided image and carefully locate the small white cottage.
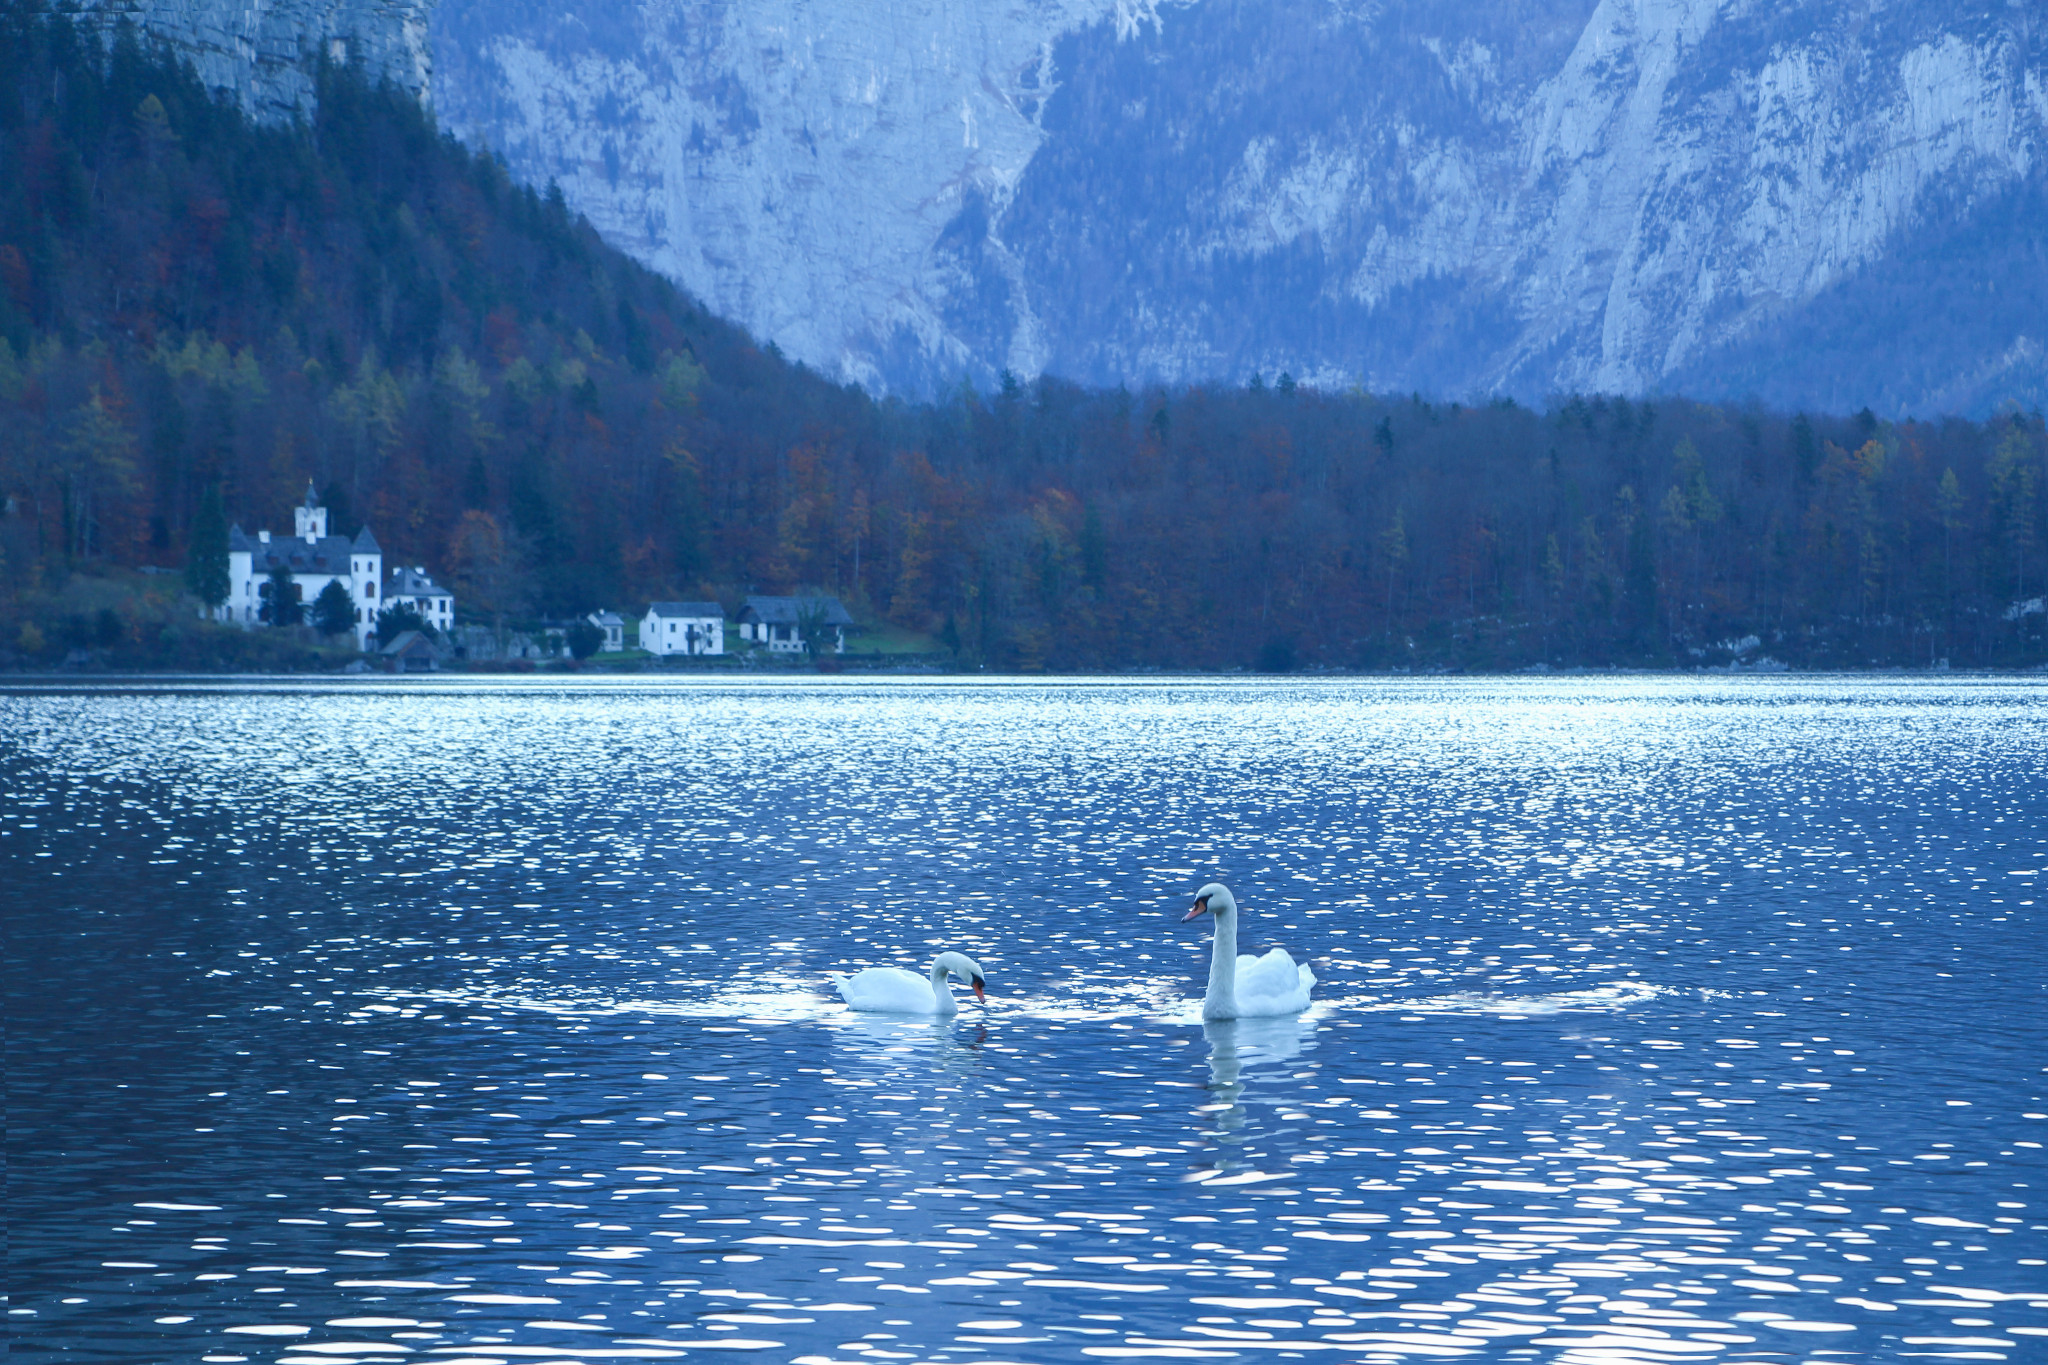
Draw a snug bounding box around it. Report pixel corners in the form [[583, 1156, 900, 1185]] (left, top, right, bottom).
[[642, 601, 724, 656], [587, 610, 625, 652]]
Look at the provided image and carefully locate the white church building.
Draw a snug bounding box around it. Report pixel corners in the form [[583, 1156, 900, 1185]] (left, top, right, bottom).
[[217, 485, 448, 650]]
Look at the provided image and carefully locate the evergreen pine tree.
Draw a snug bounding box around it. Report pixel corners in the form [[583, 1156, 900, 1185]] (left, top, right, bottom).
[[376, 602, 434, 646], [312, 579, 356, 637], [259, 565, 302, 626], [319, 481, 355, 538], [184, 484, 230, 612]]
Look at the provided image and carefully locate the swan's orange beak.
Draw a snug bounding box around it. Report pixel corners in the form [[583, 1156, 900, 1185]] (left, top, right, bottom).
[[971, 975, 987, 1003], [1182, 895, 1211, 922]]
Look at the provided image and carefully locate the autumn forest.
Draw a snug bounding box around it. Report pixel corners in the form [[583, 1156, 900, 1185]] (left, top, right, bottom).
[[1, 7, 2043, 671]]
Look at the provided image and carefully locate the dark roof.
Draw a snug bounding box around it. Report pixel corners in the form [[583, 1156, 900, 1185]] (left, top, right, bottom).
[[351, 526, 381, 552], [380, 630, 439, 657], [229, 527, 362, 577], [738, 594, 854, 626], [386, 566, 451, 598], [588, 611, 624, 626], [646, 601, 724, 619]]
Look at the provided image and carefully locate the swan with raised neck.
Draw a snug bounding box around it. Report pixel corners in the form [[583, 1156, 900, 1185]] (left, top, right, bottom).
[[1185, 883, 1243, 1019], [1182, 882, 1314, 1020]]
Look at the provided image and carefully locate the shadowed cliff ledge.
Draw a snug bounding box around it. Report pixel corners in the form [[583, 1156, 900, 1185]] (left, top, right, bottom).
[[72, 0, 436, 121]]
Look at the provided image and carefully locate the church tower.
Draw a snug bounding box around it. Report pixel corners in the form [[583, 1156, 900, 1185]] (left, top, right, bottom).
[[293, 481, 328, 541]]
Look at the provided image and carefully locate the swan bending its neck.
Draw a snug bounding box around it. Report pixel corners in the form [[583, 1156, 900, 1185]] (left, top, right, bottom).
[[925, 951, 986, 1016], [831, 951, 988, 1015]]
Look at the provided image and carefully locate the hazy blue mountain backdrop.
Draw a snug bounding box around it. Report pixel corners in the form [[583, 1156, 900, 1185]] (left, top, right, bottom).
[[419, 0, 2048, 413]]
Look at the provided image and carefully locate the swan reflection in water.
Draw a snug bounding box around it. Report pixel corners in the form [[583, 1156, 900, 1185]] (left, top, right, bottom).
[[828, 1010, 991, 1088], [831, 1010, 984, 1048], [1194, 1014, 1311, 1169]]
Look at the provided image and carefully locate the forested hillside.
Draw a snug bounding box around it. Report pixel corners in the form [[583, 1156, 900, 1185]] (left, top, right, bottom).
[[2, 6, 2043, 671]]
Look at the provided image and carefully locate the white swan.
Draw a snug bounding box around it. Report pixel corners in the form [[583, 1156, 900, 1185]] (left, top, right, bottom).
[[831, 951, 987, 1015], [1183, 883, 1314, 1020]]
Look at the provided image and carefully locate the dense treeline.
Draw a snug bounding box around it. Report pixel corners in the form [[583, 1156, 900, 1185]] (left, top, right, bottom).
[[2, 7, 2043, 670]]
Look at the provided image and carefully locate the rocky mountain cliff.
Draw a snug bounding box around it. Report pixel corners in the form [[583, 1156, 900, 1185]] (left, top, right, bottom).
[[97, 0, 2048, 413], [75, 0, 433, 121], [427, 0, 2048, 414]]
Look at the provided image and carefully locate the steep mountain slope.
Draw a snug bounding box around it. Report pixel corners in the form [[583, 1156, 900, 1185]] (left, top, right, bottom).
[[433, 0, 2048, 413], [431, 0, 1148, 393], [73, 0, 434, 120], [1668, 157, 2048, 417]]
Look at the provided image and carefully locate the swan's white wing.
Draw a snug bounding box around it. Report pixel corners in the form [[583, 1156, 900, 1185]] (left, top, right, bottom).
[[1233, 948, 1315, 1017], [1234, 948, 1300, 996], [835, 966, 939, 1013]]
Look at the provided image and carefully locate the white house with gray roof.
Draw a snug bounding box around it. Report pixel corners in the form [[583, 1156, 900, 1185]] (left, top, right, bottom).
[[587, 610, 625, 652], [642, 601, 724, 656], [736, 594, 853, 654], [383, 565, 454, 634]]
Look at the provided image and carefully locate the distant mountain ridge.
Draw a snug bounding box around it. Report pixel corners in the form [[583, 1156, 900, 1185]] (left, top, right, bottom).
[[63, 0, 2048, 415], [426, 0, 2048, 415]]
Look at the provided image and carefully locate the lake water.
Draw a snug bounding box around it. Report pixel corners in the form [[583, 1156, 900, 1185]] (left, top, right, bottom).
[[6, 676, 2046, 1365]]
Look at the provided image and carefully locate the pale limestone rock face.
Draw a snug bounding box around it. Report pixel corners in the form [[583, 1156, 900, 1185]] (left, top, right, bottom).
[[87, 0, 2048, 410], [431, 0, 2045, 407], [77, 0, 435, 122], [1498, 2, 2044, 397], [433, 0, 1154, 392]]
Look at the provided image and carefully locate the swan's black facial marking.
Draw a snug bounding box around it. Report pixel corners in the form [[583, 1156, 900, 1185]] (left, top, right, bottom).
[[970, 974, 987, 1003], [1182, 894, 1212, 923]]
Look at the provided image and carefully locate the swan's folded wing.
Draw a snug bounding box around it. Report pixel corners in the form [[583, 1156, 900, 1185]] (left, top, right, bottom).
[[837, 966, 935, 1013], [1235, 948, 1306, 999]]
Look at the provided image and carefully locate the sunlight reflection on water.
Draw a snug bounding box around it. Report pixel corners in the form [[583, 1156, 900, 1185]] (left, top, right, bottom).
[[5, 675, 2046, 1364]]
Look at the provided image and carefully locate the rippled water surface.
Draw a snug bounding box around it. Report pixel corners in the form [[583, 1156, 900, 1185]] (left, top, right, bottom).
[[6, 676, 2047, 1365]]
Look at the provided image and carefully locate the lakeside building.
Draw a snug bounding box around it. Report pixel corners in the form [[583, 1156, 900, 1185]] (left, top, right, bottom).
[[736, 594, 853, 654], [379, 629, 441, 673], [221, 484, 382, 648], [384, 565, 454, 633], [642, 602, 725, 656], [588, 611, 625, 652], [215, 486, 453, 650]]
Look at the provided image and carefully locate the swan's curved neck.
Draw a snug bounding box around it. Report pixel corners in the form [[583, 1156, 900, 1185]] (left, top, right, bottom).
[[928, 961, 959, 1015], [1204, 910, 1239, 1020]]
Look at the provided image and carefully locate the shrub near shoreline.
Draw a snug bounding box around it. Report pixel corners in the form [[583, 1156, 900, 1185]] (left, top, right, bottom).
[[1, 566, 356, 671]]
